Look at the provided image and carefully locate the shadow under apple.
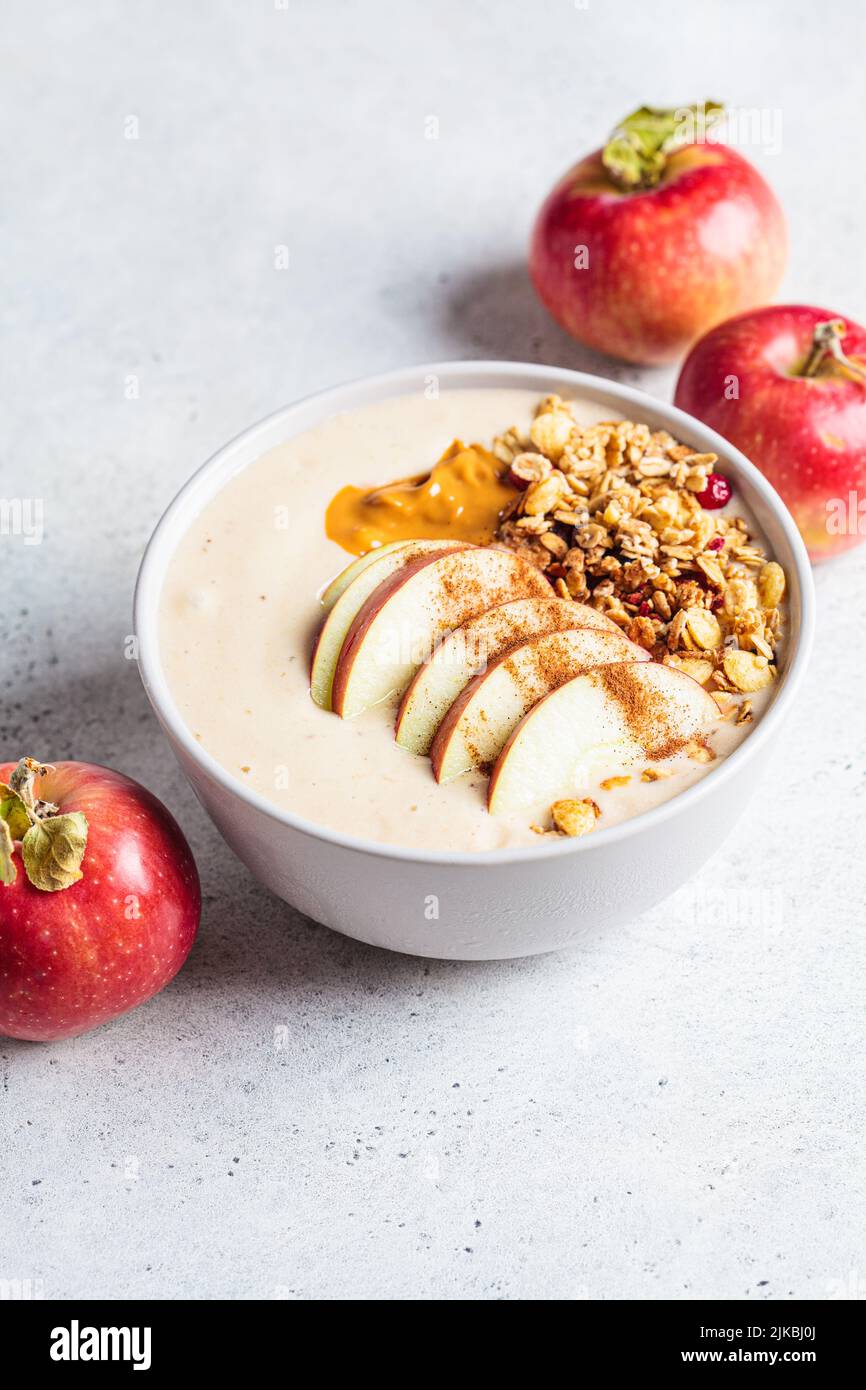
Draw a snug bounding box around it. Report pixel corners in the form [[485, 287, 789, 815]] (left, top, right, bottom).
[[0, 662, 592, 1054], [436, 260, 669, 391]]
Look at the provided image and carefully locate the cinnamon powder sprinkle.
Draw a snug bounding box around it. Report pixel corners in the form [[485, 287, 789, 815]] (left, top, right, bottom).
[[425, 549, 551, 639], [596, 664, 690, 761]]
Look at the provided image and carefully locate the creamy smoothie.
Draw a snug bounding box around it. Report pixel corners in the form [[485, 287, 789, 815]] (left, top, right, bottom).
[[159, 389, 784, 852]]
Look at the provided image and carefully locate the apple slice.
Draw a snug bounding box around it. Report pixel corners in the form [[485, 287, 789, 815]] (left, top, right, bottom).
[[488, 660, 720, 815], [395, 596, 623, 756], [332, 547, 552, 719], [430, 627, 649, 783], [320, 541, 418, 611], [310, 540, 468, 709]]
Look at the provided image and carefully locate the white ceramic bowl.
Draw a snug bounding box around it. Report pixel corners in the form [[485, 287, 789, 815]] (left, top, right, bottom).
[[134, 362, 815, 960]]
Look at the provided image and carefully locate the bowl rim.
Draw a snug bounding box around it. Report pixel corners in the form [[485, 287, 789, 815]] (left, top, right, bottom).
[[134, 359, 816, 867]]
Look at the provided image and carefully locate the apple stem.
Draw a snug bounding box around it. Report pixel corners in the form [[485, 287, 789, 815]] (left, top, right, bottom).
[[801, 319, 866, 383], [8, 758, 58, 823]]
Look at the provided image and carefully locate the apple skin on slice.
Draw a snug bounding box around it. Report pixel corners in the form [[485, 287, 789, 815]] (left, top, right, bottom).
[[310, 540, 468, 709], [395, 596, 623, 756], [430, 626, 649, 783], [319, 541, 419, 611], [332, 547, 552, 719], [487, 660, 720, 815]]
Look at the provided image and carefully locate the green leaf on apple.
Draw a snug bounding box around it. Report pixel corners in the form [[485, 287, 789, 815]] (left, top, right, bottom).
[[620, 107, 682, 157], [0, 817, 16, 885], [602, 136, 661, 190], [0, 783, 33, 841], [21, 812, 88, 892], [603, 102, 724, 191]]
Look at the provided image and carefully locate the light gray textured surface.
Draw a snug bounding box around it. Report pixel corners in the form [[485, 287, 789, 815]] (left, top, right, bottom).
[[2, 0, 865, 1301]]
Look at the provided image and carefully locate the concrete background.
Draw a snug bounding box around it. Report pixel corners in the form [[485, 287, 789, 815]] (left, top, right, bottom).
[[2, 0, 864, 1300]]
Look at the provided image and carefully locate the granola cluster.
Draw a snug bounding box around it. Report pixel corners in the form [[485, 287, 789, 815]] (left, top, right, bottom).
[[494, 395, 786, 704]]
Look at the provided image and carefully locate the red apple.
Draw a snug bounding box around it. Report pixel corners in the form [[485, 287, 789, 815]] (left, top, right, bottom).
[[0, 758, 200, 1041], [529, 104, 786, 365], [675, 306, 866, 562]]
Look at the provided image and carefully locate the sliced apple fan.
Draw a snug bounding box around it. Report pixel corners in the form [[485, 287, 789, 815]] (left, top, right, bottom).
[[314, 545, 719, 815]]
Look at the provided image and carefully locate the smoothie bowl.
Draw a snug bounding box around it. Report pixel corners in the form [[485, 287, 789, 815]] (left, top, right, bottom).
[[134, 362, 814, 959]]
